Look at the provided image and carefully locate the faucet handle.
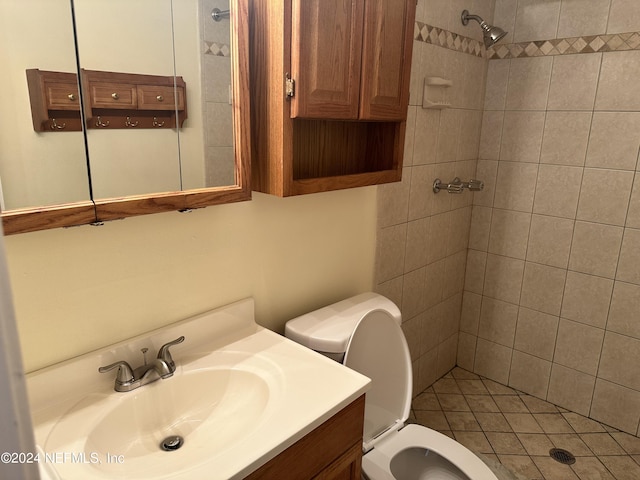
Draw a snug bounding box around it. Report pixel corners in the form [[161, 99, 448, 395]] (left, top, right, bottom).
[[99, 360, 135, 385], [157, 336, 185, 369], [466, 179, 484, 192]]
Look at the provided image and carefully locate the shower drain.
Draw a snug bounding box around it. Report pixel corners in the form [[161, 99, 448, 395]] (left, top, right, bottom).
[[549, 448, 576, 465]]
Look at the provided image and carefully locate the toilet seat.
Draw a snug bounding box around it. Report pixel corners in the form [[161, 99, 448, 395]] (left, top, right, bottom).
[[343, 309, 412, 452], [344, 308, 498, 480], [363, 424, 499, 480]]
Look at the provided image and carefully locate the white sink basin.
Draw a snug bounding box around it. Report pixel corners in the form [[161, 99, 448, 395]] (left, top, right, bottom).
[[45, 367, 271, 478], [28, 298, 369, 480]]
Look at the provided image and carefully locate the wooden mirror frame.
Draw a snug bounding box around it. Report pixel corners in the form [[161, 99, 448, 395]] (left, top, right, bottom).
[[1, 0, 251, 236]]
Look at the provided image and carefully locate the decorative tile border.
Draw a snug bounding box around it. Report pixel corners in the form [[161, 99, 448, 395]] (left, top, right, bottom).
[[414, 21, 485, 58], [204, 41, 230, 57], [488, 32, 640, 59], [414, 21, 640, 60]]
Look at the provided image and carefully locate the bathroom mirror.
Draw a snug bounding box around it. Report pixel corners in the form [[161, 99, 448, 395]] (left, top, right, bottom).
[[0, 0, 91, 212], [74, 0, 184, 200], [0, 0, 250, 235]]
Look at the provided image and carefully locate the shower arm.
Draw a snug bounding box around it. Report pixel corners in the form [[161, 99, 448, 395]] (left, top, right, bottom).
[[461, 11, 490, 32], [462, 12, 483, 24], [211, 8, 230, 22]]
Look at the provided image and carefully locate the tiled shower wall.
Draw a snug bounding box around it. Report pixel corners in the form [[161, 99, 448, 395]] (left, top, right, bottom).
[[459, 0, 640, 436], [200, 0, 235, 187], [375, 0, 493, 396]]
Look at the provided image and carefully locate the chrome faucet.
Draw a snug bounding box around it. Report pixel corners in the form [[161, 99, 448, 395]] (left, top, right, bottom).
[[99, 336, 185, 392]]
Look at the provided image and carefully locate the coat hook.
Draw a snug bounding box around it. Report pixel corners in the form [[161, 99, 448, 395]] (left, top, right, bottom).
[[95, 116, 110, 128], [125, 116, 139, 127], [152, 117, 165, 127], [50, 118, 66, 130]]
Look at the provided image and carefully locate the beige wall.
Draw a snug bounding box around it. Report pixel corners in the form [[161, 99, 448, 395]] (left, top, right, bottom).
[[6, 189, 376, 373], [460, 0, 640, 436], [375, 0, 493, 396]]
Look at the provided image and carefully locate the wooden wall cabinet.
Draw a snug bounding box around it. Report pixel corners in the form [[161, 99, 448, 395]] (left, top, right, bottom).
[[26, 69, 187, 132], [81, 69, 187, 130], [244, 396, 365, 480], [250, 0, 416, 196], [26, 69, 83, 132]]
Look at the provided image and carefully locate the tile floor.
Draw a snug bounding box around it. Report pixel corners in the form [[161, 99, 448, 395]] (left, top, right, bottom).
[[410, 367, 640, 480]]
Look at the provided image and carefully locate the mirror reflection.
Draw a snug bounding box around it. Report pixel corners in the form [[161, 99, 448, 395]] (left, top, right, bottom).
[[74, 0, 183, 199], [0, 0, 90, 211], [0, 0, 236, 213], [190, 0, 235, 189]]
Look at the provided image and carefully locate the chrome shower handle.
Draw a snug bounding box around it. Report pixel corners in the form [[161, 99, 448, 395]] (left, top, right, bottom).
[[464, 179, 484, 192], [433, 177, 484, 194], [433, 177, 464, 194]]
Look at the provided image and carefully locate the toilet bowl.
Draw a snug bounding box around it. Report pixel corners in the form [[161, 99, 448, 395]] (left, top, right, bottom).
[[285, 292, 499, 480]]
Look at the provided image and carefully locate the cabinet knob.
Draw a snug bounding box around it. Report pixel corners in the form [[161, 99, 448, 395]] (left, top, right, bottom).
[[111, 92, 119, 100], [68, 94, 76, 101], [156, 95, 164, 102]]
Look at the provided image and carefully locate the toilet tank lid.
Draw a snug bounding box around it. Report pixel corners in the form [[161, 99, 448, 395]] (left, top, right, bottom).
[[284, 292, 402, 354]]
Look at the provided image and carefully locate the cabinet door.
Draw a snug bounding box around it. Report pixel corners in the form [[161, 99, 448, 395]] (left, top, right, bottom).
[[359, 0, 415, 120], [290, 0, 364, 120]]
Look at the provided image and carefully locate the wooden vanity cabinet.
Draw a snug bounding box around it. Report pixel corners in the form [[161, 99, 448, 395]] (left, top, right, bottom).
[[244, 395, 365, 480], [250, 0, 416, 196]]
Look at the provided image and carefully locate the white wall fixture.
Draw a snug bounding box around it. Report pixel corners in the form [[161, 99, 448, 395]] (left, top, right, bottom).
[[422, 76, 453, 109]]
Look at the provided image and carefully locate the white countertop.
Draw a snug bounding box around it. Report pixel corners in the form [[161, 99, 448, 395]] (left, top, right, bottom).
[[27, 298, 370, 479]]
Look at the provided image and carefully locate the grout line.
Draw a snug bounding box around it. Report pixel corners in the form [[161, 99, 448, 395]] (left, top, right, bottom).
[[544, 59, 601, 405], [585, 51, 629, 424], [470, 57, 509, 379], [604, 0, 614, 36]]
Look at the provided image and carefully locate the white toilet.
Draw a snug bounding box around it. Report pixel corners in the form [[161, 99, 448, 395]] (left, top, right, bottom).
[[285, 292, 499, 480]]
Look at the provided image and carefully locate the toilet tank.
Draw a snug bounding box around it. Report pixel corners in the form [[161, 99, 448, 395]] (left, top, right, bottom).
[[284, 292, 402, 362]]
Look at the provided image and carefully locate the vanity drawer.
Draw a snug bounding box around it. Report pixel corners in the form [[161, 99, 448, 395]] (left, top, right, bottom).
[[137, 85, 185, 111], [44, 82, 80, 111], [89, 82, 137, 109]]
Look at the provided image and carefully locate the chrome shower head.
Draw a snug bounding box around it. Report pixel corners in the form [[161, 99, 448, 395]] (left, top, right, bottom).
[[461, 10, 508, 48]]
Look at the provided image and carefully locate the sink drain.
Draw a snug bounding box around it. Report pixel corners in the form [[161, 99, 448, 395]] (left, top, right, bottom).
[[160, 435, 184, 451], [549, 448, 575, 465]]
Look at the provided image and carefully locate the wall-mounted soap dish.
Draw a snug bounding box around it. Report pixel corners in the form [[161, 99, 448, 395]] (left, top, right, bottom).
[[422, 76, 453, 110]]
